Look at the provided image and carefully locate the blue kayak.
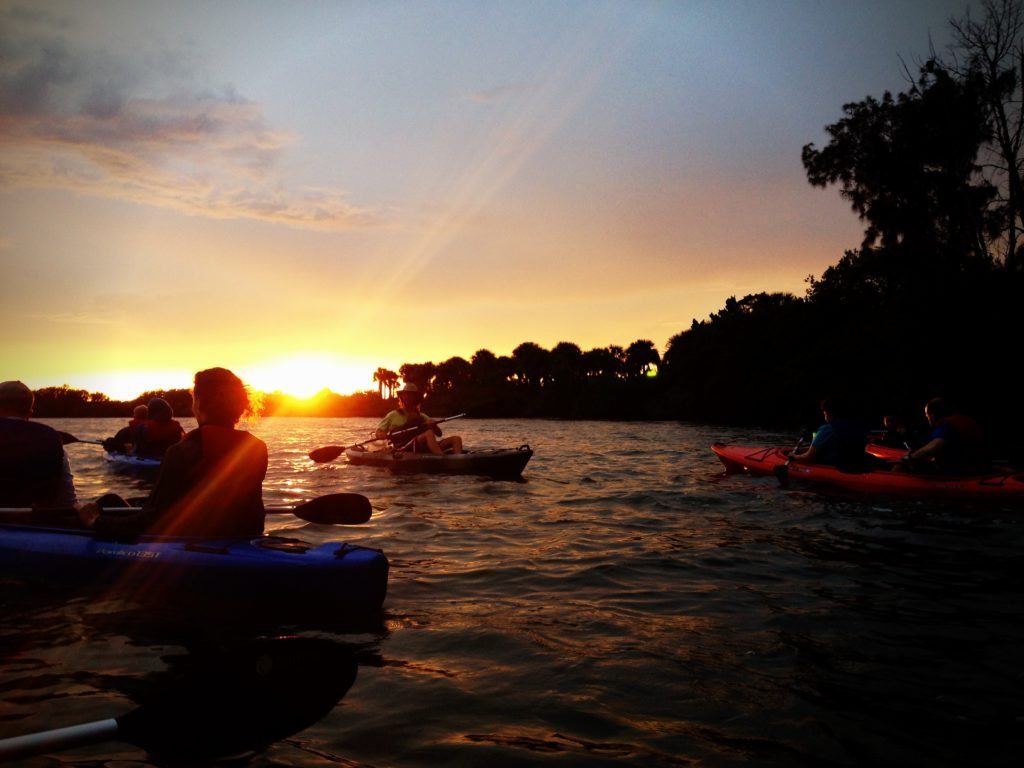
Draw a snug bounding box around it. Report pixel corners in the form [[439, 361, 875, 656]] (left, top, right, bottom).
[[104, 451, 162, 474], [0, 522, 388, 615]]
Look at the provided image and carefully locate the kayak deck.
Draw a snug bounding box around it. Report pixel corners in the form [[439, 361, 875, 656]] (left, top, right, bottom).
[[711, 442, 1024, 501], [0, 523, 389, 614], [346, 444, 533, 478], [104, 451, 162, 474]]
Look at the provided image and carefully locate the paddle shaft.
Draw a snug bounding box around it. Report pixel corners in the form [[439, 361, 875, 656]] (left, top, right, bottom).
[[308, 413, 466, 463], [386, 413, 465, 442], [774, 436, 805, 483], [58, 432, 104, 446], [0, 719, 119, 762], [0, 505, 327, 515], [1, 492, 372, 525]]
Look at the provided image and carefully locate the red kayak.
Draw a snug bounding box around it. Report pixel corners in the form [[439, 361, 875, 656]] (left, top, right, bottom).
[[866, 443, 907, 461], [711, 443, 1024, 502]]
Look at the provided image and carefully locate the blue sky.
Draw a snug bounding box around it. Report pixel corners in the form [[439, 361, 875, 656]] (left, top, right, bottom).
[[0, 0, 976, 397]]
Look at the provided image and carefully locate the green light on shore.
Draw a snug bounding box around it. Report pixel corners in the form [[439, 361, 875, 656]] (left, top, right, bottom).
[[646, 364, 659, 378]]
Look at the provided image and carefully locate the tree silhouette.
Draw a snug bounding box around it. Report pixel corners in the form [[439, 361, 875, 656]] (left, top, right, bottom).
[[399, 362, 436, 393], [624, 339, 660, 379], [373, 368, 399, 399], [510, 342, 549, 389], [946, 0, 1024, 269], [433, 356, 471, 394], [802, 66, 993, 264]]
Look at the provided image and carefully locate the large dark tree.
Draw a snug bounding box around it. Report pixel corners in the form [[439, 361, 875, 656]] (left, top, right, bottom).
[[945, 0, 1024, 269], [802, 65, 995, 268]]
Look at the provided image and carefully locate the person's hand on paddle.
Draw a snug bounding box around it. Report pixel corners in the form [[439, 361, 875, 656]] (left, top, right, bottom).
[[76, 502, 100, 528]]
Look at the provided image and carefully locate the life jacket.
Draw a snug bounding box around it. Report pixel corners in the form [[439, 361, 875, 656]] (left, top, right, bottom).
[[831, 419, 869, 468], [135, 419, 184, 457], [149, 425, 267, 538], [388, 412, 429, 449], [936, 414, 988, 473], [0, 418, 65, 506]]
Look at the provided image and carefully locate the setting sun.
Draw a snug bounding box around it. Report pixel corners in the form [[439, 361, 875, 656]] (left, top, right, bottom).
[[241, 354, 374, 399]]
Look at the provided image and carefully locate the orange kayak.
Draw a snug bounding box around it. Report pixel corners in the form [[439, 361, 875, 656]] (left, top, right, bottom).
[[711, 443, 1024, 501]]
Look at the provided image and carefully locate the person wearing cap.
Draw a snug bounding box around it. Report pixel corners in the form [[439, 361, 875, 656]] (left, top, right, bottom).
[[104, 404, 149, 453], [374, 383, 463, 455], [134, 397, 185, 458], [0, 380, 78, 507]]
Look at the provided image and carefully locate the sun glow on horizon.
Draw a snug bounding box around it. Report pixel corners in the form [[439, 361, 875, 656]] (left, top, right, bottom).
[[38, 369, 195, 402], [241, 354, 375, 399]]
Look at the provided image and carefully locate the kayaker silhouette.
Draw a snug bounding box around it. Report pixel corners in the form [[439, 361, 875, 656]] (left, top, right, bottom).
[[789, 396, 870, 470], [375, 382, 464, 455], [78, 368, 268, 539], [902, 397, 989, 475], [0, 380, 79, 508]]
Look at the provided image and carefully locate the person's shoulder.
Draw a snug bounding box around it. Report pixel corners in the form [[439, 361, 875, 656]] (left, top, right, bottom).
[[1, 418, 61, 441], [169, 429, 203, 457], [238, 429, 268, 449]]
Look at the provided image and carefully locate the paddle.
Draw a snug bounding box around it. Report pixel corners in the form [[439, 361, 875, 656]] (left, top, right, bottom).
[[57, 431, 104, 446], [0, 636, 357, 762], [309, 413, 466, 463], [773, 436, 805, 485], [0, 492, 372, 527]]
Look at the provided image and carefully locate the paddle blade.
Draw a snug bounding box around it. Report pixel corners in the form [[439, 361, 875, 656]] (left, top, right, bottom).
[[118, 637, 357, 760], [293, 493, 372, 525], [773, 465, 790, 485], [308, 445, 346, 463], [0, 638, 357, 763]]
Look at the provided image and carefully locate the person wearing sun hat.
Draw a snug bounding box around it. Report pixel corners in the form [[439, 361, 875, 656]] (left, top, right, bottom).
[[374, 382, 463, 455]]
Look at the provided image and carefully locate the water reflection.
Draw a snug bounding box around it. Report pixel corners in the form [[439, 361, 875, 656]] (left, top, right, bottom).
[[0, 630, 362, 763], [7, 417, 1022, 767]]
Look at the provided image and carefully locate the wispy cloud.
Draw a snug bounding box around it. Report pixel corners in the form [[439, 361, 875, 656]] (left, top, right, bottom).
[[0, 8, 373, 229], [468, 82, 535, 104]]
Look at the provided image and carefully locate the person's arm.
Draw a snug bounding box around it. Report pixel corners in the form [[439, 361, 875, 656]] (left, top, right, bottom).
[[908, 437, 945, 461], [791, 425, 831, 465], [375, 412, 396, 440], [789, 444, 819, 464], [422, 413, 442, 436], [85, 442, 191, 540], [54, 449, 78, 507]]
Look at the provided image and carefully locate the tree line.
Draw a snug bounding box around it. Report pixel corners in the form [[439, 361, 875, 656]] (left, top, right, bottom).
[[656, 0, 1024, 458], [27, 2, 1024, 459]]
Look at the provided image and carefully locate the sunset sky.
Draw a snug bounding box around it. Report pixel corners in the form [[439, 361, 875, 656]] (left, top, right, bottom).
[[1, 0, 975, 399]]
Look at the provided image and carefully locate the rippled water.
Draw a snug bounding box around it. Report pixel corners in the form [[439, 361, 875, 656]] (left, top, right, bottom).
[[2, 418, 1022, 766]]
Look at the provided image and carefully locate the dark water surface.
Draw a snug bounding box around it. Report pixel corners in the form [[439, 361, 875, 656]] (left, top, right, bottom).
[[2, 418, 1022, 766]]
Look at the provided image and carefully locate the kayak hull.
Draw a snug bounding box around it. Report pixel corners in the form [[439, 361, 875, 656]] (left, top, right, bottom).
[[345, 445, 533, 478], [711, 443, 1024, 501], [104, 451, 162, 474], [0, 523, 389, 615], [866, 443, 907, 461]]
